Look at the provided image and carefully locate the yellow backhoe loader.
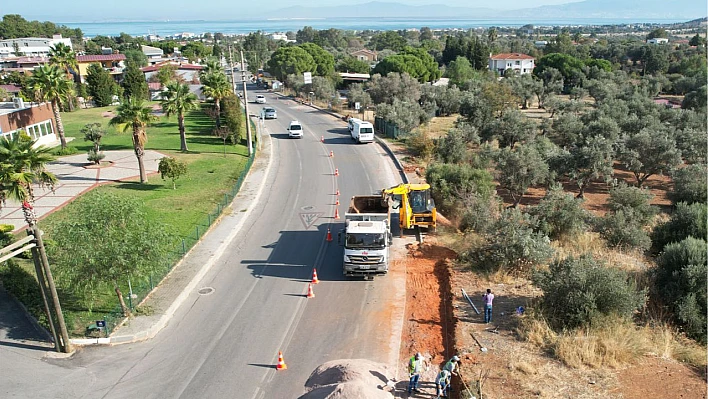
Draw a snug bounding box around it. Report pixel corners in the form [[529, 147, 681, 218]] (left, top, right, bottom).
[[382, 183, 436, 233]]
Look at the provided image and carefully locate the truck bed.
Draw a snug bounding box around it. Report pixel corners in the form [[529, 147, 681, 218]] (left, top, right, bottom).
[[347, 196, 388, 214]]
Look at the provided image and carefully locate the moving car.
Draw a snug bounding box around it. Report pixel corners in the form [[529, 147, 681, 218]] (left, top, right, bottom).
[[255, 95, 266, 104], [288, 120, 303, 138], [263, 107, 277, 119]]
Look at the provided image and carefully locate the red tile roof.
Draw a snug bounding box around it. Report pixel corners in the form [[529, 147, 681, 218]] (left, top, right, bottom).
[[140, 62, 204, 72], [148, 82, 163, 91], [17, 56, 49, 64], [489, 53, 535, 60], [0, 84, 21, 93], [76, 54, 127, 62]]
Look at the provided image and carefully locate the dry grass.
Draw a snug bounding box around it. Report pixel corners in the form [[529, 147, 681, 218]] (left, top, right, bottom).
[[411, 115, 459, 139], [551, 232, 652, 273], [518, 315, 707, 370], [512, 361, 538, 375]]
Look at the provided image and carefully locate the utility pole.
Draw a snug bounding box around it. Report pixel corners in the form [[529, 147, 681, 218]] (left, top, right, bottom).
[[240, 50, 253, 157]]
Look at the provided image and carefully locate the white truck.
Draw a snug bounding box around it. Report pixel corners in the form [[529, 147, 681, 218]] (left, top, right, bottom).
[[349, 119, 375, 143], [340, 195, 392, 279]]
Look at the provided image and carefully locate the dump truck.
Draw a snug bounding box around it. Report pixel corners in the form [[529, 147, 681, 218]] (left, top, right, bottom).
[[382, 183, 436, 233], [340, 195, 392, 279]]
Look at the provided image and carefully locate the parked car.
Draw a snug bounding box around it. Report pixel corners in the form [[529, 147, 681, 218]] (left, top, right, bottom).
[[255, 95, 266, 104], [288, 120, 303, 138], [264, 107, 277, 119]]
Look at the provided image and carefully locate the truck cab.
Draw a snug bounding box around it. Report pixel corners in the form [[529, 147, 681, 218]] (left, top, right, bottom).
[[341, 195, 392, 279]]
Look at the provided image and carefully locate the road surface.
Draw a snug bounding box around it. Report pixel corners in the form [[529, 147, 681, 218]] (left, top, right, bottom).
[[0, 88, 405, 398]]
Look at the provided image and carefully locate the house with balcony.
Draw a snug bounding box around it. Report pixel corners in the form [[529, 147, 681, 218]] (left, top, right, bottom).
[[75, 54, 127, 84], [488, 53, 535, 75], [0, 34, 72, 59], [140, 61, 204, 84], [141, 45, 164, 64]]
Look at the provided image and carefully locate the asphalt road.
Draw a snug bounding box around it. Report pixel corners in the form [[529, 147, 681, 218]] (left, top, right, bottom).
[[1, 88, 404, 398]]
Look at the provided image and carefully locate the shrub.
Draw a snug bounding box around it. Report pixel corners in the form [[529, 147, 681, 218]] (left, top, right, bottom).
[[529, 184, 592, 239], [0, 260, 48, 327], [87, 149, 106, 164], [655, 237, 707, 343], [157, 157, 188, 189], [671, 164, 707, 205], [436, 128, 468, 164], [464, 208, 553, 273], [425, 163, 495, 218], [0, 224, 14, 248], [533, 255, 647, 330], [458, 192, 501, 234], [52, 146, 79, 156], [597, 209, 652, 250], [606, 184, 656, 226], [651, 202, 707, 253]]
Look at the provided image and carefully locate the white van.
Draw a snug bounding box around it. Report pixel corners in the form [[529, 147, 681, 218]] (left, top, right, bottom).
[[348, 117, 362, 134], [351, 120, 374, 143]]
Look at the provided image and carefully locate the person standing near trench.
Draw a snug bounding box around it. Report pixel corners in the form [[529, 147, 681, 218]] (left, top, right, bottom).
[[483, 288, 494, 323]]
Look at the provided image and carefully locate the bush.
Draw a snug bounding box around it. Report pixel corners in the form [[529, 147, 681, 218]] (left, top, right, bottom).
[[606, 184, 656, 226], [425, 163, 495, 218], [651, 202, 707, 253], [436, 128, 468, 164], [529, 184, 592, 239], [0, 260, 48, 328], [671, 164, 707, 205], [597, 209, 652, 250], [533, 255, 647, 330], [0, 224, 14, 248], [655, 237, 707, 343], [87, 149, 105, 164], [464, 208, 553, 273], [52, 146, 79, 156], [458, 192, 501, 234]]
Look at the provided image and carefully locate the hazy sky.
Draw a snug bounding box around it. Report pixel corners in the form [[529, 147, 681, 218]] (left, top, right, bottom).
[[4, 0, 577, 22]]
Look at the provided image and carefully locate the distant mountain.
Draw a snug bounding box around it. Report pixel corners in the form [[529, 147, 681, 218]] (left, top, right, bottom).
[[503, 0, 707, 20], [268, 1, 496, 19], [265, 0, 706, 21]]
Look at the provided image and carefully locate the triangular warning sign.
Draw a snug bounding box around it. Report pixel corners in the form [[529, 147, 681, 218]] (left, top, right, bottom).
[[299, 212, 324, 229]]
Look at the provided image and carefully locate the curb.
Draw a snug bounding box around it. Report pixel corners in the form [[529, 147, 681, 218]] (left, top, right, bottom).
[[70, 132, 274, 346]]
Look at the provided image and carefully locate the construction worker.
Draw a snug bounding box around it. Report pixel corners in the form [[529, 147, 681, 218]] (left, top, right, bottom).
[[442, 355, 460, 376], [435, 369, 451, 398], [407, 352, 425, 394]]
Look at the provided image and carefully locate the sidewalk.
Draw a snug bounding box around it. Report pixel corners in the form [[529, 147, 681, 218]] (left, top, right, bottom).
[[2, 150, 163, 232], [71, 132, 274, 345]]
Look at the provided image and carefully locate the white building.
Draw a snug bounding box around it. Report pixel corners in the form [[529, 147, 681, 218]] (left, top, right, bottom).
[[270, 33, 288, 41], [647, 38, 669, 45], [488, 53, 535, 75], [0, 34, 72, 59]]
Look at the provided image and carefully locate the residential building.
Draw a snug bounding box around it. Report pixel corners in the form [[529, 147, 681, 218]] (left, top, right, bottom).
[[0, 34, 72, 59], [0, 84, 22, 100], [142, 45, 165, 64], [141, 61, 204, 84], [0, 100, 58, 147], [488, 53, 535, 75], [339, 72, 370, 86], [75, 54, 127, 83], [647, 38, 669, 44], [270, 33, 289, 41], [350, 49, 378, 62]]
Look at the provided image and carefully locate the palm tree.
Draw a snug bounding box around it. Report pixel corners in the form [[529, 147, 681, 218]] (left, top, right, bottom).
[[200, 58, 222, 77], [49, 43, 78, 75], [109, 97, 157, 183], [161, 82, 199, 152], [0, 134, 71, 353], [49, 43, 78, 111], [27, 65, 72, 149], [201, 72, 232, 128]]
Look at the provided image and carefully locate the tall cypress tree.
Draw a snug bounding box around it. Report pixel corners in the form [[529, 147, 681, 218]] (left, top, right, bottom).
[[122, 62, 149, 100], [86, 63, 116, 107]]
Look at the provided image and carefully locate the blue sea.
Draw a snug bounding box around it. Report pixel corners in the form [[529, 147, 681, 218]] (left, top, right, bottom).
[[58, 17, 684, 38]]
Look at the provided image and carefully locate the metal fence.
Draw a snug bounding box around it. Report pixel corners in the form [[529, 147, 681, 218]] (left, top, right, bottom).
[[99, 124, 258, 335], [374, 117, 407, 139]]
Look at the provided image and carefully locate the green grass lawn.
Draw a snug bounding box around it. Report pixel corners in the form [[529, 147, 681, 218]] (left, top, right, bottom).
[[6, 102, 253, 336]]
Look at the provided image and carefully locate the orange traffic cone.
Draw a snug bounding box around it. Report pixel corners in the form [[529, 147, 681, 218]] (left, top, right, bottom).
[[306, 283, 315, 298], [312, 268, 320, 284], [336, 189, 340, 196], [329, 150, 334, 158], [276, 351, 287, 370], [334, 208, 340, 219], [320, 136, 324, 143], [326, 228, 333, 242], [335, 168, 339, 176], [335, 197, 340, 206]]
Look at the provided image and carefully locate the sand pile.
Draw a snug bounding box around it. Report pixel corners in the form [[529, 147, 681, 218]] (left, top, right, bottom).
[[299, 359, 395, 399]]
